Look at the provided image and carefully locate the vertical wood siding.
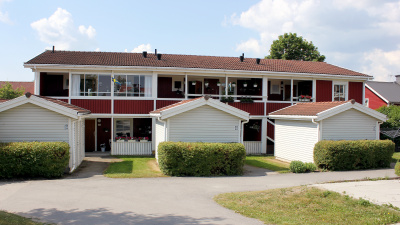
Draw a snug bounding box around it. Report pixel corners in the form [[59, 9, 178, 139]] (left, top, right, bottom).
[[316, 80, 332, 102], [0, 103, 69, 142], [156, 100, 181, 110], [275, 120, 318, 163], [111, 142, 152, 155], [114, 100, 154, 114], [266, 103, 291, 114], [71, 99, 111, 114], [243, 141, 262, 154], [365, 87, 387, 109], [168, 105, 240, 142], [348, 82, 363, 104], [321, 109, 377, 140], [228, 102, 264, 115]]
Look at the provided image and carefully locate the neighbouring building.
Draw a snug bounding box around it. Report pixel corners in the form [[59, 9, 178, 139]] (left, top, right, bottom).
[[0, 81, 34, 94], [4, 49, 371, 158], [365, 75, 400, 109]]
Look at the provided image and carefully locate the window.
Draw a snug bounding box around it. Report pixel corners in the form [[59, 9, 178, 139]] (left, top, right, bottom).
[[115, 119, 131, 138], [71, 74, 111, 96], [334, 84, 346, 101], [114, 75, 152, 97]]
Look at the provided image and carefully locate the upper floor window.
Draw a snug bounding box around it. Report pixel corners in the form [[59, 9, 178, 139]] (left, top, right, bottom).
[[333, 82, 347, 101], [71, 74, 111, 96], [114, 75, 152, 97]]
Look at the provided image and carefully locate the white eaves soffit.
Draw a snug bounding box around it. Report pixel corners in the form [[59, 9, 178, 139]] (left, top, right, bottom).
[[316, 101, 387, 122], [151, 97, 249, 121], [0, 95, 84, 119]]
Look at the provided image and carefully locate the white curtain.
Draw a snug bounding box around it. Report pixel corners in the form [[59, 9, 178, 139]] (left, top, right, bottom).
[[144, 76, 152, 97], [71, 75, 81, 96]]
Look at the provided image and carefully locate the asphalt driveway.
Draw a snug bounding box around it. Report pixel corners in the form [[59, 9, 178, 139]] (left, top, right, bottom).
[[0, 157, 398, 225]]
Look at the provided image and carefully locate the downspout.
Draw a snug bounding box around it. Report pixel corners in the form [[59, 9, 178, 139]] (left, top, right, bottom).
[[311, 118, 320, 141], [241, 119, 249, 144]]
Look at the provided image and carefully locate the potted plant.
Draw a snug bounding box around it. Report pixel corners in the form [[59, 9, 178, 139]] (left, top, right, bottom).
[[204, 81, 209, 87], [243, 81, 247, 87], [253, 82, 258, 88], [232, 82, 236, 87], [217, 81, 221, 86], [192, 81, 196, 85], [100, 143, 106, 152], [115, 137, 125, 142], [139, 137, 149, 142], [299, 95, 312, 102], [127, 137, 137, 142]]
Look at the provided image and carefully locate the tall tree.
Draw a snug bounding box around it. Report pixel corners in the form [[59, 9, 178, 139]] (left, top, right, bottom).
[[266, 33, 326, 62], [0, 82, 25, 99]]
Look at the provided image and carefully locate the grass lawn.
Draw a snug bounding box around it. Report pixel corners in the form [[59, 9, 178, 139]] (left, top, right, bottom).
[[245, 156, 290, 173], [215, 186, 400, 225], [103, 156, 167, 178], [393, 152, 400, 162], [0, 210, 45, 225]]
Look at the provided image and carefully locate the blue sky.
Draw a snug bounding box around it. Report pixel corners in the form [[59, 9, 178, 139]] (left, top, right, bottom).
[[1, 0, 400, 82]]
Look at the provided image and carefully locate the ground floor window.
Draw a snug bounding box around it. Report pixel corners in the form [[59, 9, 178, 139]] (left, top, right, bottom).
[[114, 118, 152, 141], [244, 119, 262, 141]]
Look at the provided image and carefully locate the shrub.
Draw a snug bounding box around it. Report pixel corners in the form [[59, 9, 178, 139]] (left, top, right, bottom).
[[157, 142, 246, 176], [395, 161, 400, 176], [290, 161, 307, 173], [0, 142, 70, 179], [314, 140, 394, 171], [305, 162, 317, 172]]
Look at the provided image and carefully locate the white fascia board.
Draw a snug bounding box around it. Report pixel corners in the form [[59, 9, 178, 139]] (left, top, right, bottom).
[[0, 96, 29, 112], [149, 113, 161, 117], [160, 99, 206, 119], [24, 64, 371, 81], [316, 102, 387, 122], [365, 84, 390, 104], [268, 115, 317, 121]]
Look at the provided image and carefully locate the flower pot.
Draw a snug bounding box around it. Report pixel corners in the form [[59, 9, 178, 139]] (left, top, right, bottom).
[[140, 140, 148, 142], [128, 140, 137, 143], [101, 147, 106, 152], [243, 83, 247, 87], [116, 140, 125, 143]]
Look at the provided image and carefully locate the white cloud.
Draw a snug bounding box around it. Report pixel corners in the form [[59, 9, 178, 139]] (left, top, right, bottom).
[[0, 0, 12, 24], [31, 8, 97, 50], [229, 0, 400, 81], [130, 44, 152, 53], [361, 47, 400, 81]]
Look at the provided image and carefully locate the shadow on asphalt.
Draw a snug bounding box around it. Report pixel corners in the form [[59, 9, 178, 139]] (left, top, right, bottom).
[[22, 207, 226, 225], [64, 160, 110, 179]]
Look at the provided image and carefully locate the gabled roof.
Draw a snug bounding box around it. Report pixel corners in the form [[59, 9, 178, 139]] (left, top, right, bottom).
[[150, 96, 249, 121], [269, 100, 386, 122], [0, 93, 90, 119], [0, 81, 34, 94], [24, 50, 370, 77], [366, 81, 400, 104]]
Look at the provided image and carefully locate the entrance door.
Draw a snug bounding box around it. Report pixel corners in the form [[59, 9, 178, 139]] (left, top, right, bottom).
[[85, 119, 95, 152]]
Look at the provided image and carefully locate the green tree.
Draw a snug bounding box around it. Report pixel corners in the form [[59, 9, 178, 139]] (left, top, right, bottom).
[[0, 82, 25, 99], [266, 33, 326, 62], [376, 105, 400, 128]]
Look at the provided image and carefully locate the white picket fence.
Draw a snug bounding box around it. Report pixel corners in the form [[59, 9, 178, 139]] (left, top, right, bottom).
[[111, 141, 153, 155], [243, 141, 262, 155]]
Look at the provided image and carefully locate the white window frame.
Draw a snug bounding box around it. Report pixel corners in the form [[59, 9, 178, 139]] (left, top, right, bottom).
[[113, 118, 133, 139], [332, 81, 348, 101]]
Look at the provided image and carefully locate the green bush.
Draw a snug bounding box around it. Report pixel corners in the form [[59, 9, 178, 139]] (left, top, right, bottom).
[[290, 161, 307, 173], [314, 140, 394, 171], [157, 142, 246, 176], [0, 142, 70, 179], [305, 162, 317, 172], [395, 161, 400, 176]]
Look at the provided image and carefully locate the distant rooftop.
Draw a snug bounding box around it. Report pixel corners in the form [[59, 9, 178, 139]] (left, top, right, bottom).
[[366, 81, 400, 104]]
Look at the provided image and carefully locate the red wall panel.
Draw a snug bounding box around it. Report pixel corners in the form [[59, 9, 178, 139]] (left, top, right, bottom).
[[228, 102, 264, 115], [114, 100, 154, 114], [71, 99, 111, 114], [156, 100, 181, 110], [348, 82, 363, 104], [266, 103, 291, 114], [316, 80, 332, 102], [267, 121, 275, 140], [365, 87, 387, 109]]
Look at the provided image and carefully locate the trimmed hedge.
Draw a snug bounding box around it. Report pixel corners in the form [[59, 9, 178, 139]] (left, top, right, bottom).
[[289, 161, 317, 173], [158, 142, 246, 176], [0, 142, 70, 179], [314, 140, 394, 171]]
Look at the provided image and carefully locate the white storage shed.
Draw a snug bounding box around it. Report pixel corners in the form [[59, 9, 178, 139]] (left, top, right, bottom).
[[0, 93, 90, 172], [269, 100, 387, 163], [150, 96, 250, 158]]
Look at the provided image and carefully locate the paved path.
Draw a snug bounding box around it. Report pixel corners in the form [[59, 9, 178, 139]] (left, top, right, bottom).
[[0, 157, 397, 225]]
